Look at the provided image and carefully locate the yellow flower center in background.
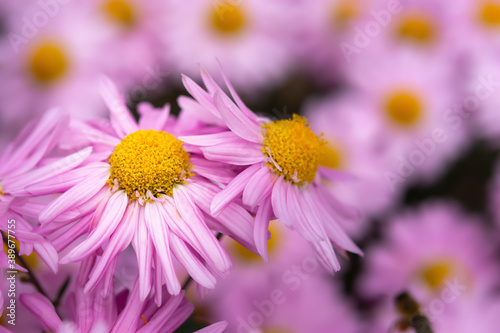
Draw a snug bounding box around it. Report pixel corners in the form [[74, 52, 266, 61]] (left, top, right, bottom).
[[385, 90, 422, 127], [264, 328, 294, 333], [420, 260, 454, 290], [262, 115, 324, 185], [318, 142, 344, 169], [210, 3, 246, 35], [397, 14, 435, 43], [3, 238, 39, 270], [103, 0, 137, 27], [230, 221, 282, 263], [28, 42, 69, 84], [331, 0, 361, 31], [108, 130, 193, 200], [479, 2, 500, 27]]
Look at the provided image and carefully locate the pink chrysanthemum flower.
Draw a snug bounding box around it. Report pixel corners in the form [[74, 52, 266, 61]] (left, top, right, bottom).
[[20, 274, 195, 333], [179, 68, 362, 272], [31, 78, 258, 301], [0, 109, 84, 275]]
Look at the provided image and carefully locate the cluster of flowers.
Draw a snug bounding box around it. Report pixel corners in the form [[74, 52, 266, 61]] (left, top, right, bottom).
[[0, 67, 361, 332]]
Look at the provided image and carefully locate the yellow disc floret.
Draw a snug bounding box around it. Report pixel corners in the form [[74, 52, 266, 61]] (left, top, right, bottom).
[[479, 2, 500, 27], [262, 115, 324, 185], [107, 130, 193, 201], [210, 3, 246, 35], [103, 0, 137, 27], [29, 42, 69, 84], [420, 260, 454, 290], [397, 14, 435, 43], [385, 90, 422, 127]]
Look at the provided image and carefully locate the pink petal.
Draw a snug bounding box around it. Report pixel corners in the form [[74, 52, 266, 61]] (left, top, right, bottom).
[[138, 102, 170, 131], [211, 164, 261, 216], [271, 176, 292, 227], [136, 293, 185, 333], [214, 92, 262, 143], [20, 293, 62, 331], [60, 191, 128, 263], [242, 166, 274, 209], [200, 141, 265, 165], [144, 202, 181, 295], [179, 131, 240, 147], [194, 321, 228, 333], [132, 207, 153, 301], [190, 156, 237, 184], [99, 76, 138, 138], [254, 199, 273, 263]]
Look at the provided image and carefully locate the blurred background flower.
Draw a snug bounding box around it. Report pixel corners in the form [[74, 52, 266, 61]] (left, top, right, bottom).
[[2, 0, 500, 332]]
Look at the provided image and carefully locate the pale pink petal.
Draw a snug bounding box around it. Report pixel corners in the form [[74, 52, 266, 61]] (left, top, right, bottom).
[[318, 166, 358, 182], [136, 293, 184, 333], [211, 164, 261, 216], [200, 141, 265, 165], [242, 166, 274, 209], [144, 202, 181, 295], [169, 232, 216, 289], [178, 96, 224, 126], [84, 203, 138, 293], [20, 293, 62, 331], [254, 199, 273, 262], [214, 93, 262, 143], [39, 170, 109, 224], [59, 191, 128, 263], [99, 76, 139, 138], [51, 215, 92, 252], [33, 240, 58, 274], [181, 75, 221, 118], [195, 321, 228, 333], [132, 207, 153, 301], [111, 280, 144, 333], [179, 131, 240, 147], [271, 176, 292, 227], [173, 186, 232, 275], [153, 251, 163, 306], [190, 156, 237, 184], [138, 102, 170, 131], [161, 298, 194, 333]]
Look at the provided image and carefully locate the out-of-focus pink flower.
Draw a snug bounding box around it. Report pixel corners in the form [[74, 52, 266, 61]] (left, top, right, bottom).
[[346, 51, 468, 186], [163, 0, 293, 91], [192, 222, 360, 333], [180, 68, 362, 273], [304, 93, 397, 235], [359, 202, 499, 303], [31, 78, 258, 302], [0, 3, 107, 143]]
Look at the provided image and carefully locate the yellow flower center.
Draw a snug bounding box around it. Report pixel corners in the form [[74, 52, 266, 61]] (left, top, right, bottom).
[[397, 14, 435, 43], [107, 130, 193, 201], [420, 260, 454, 290], [264, 328, 294, 333], [210, 3, 246, 35], [262, 115, 324, 185], [331, 0, 360, 31], [230, 221, 282, 263], [479, 2, 500, 27], [28, 42, 69, 84], [103, 0, 137, 27], [385, 90, 422, 127], [318, 141, 344, 169], [3, 239, 39, 270]]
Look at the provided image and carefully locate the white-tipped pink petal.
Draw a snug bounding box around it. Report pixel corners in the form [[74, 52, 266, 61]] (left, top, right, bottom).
[[144, 202, 181, 295], [84, 203, 138, 293], [254, 199, 273, 262], [132, 208, 153, 301], [211, 164, 261, 216], [60, 191, 128, 263], [169, 233, 216, 289], [173, 186, 232, 275]]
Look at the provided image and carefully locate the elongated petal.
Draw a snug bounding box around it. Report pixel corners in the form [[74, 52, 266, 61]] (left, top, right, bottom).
[[20, 293, 62, 331], [179, 131, 239, 147], [60, 191, 128, 263], [195, 321, 228, 333], [242, 166, 274, 209], [136, 293, 184, 333], [211, 164, 261, 216], [254, 199, 273, 262], [271, 176, 291, 227], [200, 141, 264, 166], [144, 202, 181, 295], [132, 207, 153, 300]]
